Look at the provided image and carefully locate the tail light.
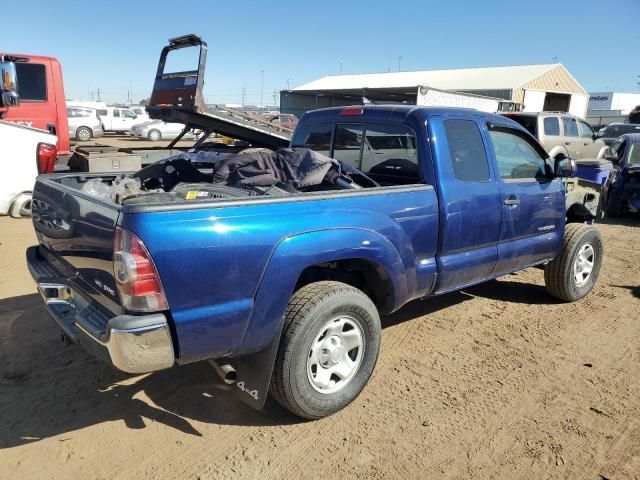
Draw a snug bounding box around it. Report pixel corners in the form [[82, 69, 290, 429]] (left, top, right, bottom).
[[36, 143, 57, 174], [113, 226, 168, 312]]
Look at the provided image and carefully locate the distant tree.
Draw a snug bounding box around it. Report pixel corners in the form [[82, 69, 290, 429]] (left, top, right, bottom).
[[139, 98, 150, 106]]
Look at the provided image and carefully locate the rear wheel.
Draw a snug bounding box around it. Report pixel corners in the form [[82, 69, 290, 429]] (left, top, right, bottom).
[[270, 281, 381, 419], [76, 126, 92, 142], [147, 129, 161, 141], [544, 223, 603, 302]]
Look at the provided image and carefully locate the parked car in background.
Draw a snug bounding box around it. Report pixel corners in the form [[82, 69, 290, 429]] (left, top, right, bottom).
[[601, 133, 640, 217], [67, 107, 104, 141], [265, 113, 298, 130], [596, 123, 640, 146], [129, 120, 198, 141], [0, 120, 57, 218], [99, 106, 139, 133], [129, 105, 150, 122], [502, 112, 607, 160]]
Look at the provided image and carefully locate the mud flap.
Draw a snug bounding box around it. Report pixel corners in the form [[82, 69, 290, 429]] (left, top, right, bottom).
[[208, 323, 283, 410]]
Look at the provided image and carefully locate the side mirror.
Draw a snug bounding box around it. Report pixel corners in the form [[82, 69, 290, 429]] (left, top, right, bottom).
[[0, 60, 20, 107], [554, 155, 576, 178]]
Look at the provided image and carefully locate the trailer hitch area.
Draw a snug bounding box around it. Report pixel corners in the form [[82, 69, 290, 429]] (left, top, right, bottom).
[[207, 325, 283, 411]]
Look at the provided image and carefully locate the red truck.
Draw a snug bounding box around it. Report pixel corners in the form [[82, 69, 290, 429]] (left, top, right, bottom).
[[0, 54, 70, 155]]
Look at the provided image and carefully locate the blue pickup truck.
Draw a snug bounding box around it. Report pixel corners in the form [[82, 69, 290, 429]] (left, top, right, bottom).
[[27, 105, 604, 419]]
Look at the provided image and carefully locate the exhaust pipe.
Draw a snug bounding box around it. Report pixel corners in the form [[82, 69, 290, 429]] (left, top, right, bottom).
[[208, 360, 238, 384]]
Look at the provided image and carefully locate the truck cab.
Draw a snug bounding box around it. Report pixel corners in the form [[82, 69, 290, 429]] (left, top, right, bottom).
[[0, 54, 70, 155]]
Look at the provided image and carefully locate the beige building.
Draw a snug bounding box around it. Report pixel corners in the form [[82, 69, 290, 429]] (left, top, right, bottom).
[[281, 63, 588, 118]]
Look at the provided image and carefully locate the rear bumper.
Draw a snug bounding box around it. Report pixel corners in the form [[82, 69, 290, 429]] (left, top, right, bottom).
[[26, 246, 175, 374]]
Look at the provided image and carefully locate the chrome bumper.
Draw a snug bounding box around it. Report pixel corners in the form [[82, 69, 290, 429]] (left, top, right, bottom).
[[29, 247, 175, 374]]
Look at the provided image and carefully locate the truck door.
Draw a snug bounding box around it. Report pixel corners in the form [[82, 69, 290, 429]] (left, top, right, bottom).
[[485, 123, 565, 275], [430, 116, 502, 293], [577, 120, 603, 158], [561, 117, 580, 158]]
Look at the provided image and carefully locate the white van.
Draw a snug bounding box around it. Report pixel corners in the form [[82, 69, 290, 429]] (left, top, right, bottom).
[[98, 107, 139, 133], [129, 105, 150, 123]]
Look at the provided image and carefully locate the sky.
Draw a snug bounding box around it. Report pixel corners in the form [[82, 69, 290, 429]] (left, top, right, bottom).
[[3, 0, 639, 105]]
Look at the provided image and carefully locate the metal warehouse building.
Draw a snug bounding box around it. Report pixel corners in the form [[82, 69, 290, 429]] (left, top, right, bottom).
[[281, 63, 589, 117]]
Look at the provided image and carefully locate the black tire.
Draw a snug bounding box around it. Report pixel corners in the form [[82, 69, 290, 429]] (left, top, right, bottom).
[[76, 126, 92, 142], [270, 281, 381, 419], [148, 129, 161, 141], [604, 192, 624, 218], [544, 223, 603, 302]]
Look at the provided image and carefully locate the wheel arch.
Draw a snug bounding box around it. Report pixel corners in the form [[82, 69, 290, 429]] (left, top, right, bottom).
[[235, 228, 408, 355]]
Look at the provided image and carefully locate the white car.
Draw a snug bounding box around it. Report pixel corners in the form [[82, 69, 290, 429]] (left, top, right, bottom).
[[0, 120, 57, 218], [129, 120, 198, 141], [99, 107, 140, 133]]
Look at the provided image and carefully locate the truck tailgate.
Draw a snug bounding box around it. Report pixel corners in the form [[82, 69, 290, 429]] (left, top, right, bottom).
[[31, 176, 122, 314]]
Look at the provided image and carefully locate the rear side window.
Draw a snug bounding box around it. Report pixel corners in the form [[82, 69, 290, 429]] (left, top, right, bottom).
[[361, 124, 419, 181], [291, 122, 333, 156], [489, 130, 546, 180], [97, 109, 108, 117], [15, 63, 47, 101], [113, 109, 120, 117], [543, 117, 560, 136], [562, 117, 578, 137], [444, 119, 490, 182]]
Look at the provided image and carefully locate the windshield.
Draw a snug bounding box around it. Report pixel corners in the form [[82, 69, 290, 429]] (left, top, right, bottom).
[[628, 143, 640, 166]]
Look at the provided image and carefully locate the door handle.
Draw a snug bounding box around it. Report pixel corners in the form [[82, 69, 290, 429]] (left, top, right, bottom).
[[503, 197, 520, 206], [564, 142, 571, 146]]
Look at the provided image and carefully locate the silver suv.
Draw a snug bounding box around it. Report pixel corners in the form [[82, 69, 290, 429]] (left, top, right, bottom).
[[67, 107, 104, 142], [502, 112, 607, 160]]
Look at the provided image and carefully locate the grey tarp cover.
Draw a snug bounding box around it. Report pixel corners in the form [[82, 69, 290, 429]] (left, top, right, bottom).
[[211, 148, 342, 189]]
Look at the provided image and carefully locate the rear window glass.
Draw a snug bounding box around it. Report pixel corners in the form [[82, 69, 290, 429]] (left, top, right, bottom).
[[505, 115, 537, 137], [332, 125, 364, 168], [444, 119, 490, 182], [543, 117, 560, 136], [361, 124, 419, 181], [291, 122, 333, 157], [16, 63, 47, 101]]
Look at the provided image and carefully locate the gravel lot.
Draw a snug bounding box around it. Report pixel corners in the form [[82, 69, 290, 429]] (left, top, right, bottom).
[[0, 216, 638, 479]]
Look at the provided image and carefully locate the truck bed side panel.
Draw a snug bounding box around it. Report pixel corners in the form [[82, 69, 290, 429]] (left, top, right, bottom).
[[122, 186, 438, 363]]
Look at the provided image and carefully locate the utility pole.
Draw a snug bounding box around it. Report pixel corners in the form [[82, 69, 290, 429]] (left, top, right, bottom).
[[242, 84, 246, 107], [286, 79, 290, 90], [96, 88, 101, 102], [340, 56, 343, 74], [397, 56, 403, 72], [272, 89, 277, 106], [260, 70, 264, 109], [388, 54, 391, 73]]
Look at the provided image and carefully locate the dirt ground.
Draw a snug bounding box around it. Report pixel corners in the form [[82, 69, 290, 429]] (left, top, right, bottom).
[[0, 216, 638, 480]]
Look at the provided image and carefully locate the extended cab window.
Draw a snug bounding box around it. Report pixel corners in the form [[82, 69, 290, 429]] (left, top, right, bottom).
[[361, 124, 419, 182], [15, 63, 47, 101], [291, 122, 333, 156], [489, 129, 546, 180], [444, 119, 490, 182]]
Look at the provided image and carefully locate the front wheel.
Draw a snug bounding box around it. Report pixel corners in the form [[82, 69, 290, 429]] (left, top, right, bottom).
[[270, 281, 381, 419], [544, 223, 603, 302]]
